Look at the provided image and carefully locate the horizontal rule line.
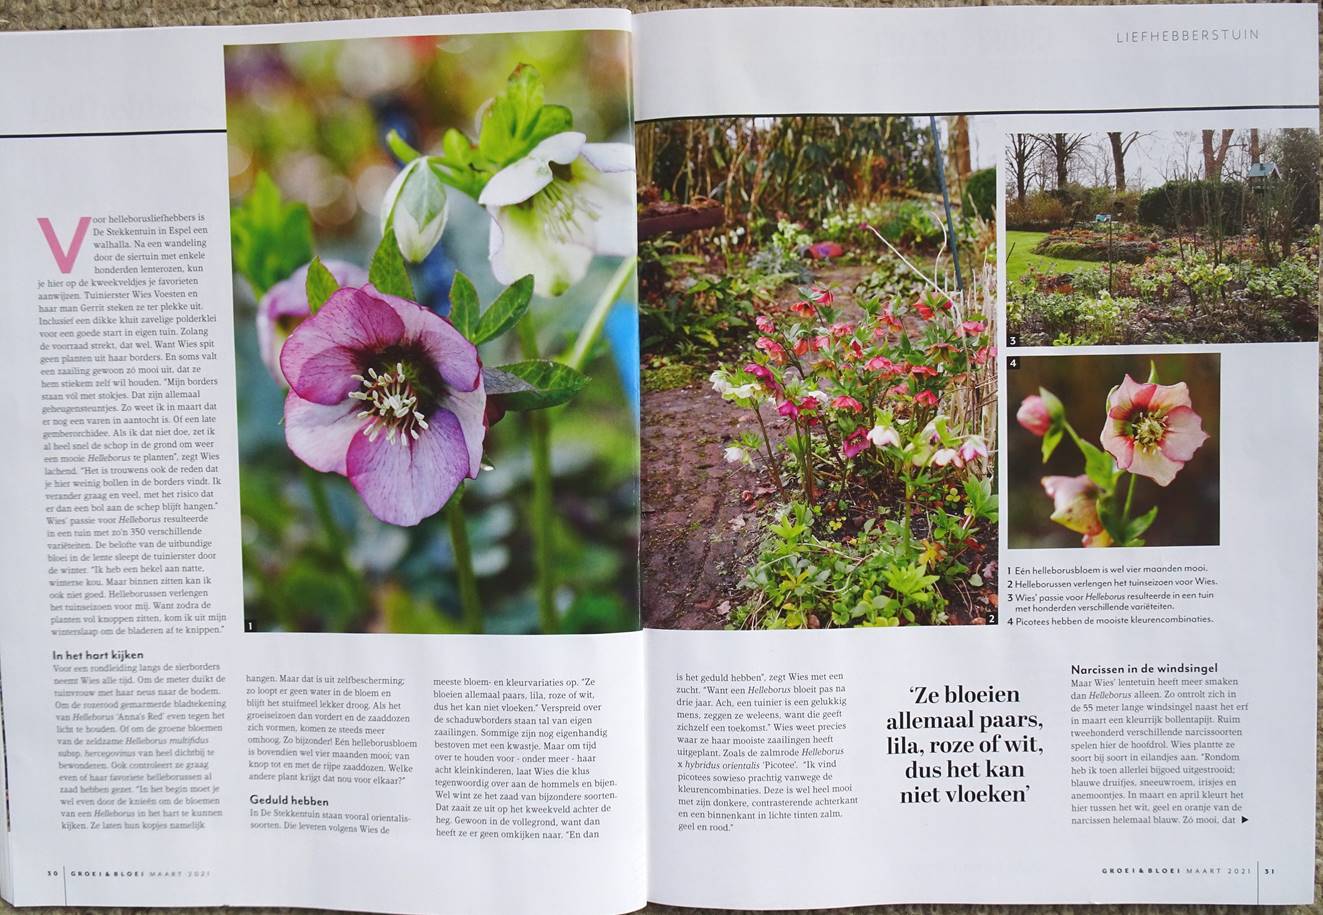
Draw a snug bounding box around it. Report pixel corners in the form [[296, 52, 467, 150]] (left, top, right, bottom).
[[636, 103, 1320, 123], [0, 128, 226, 140]]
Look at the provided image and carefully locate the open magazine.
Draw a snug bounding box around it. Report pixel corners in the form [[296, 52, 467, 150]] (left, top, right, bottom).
[[0, 4, 1318, 912]]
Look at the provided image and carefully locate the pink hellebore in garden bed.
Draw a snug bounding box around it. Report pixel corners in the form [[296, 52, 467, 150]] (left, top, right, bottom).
[[841, 427, 869, 458], [257, 259, 369, 386], [279, 285, 486, 527], [1041, 475, 1112, 548], [1100, 375, 1209, 487], [867, 424, 900, 449]]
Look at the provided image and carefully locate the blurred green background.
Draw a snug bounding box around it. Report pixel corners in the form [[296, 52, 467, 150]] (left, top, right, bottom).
[[1008, 353, 1220, 549], [224, 31, 640, 634]]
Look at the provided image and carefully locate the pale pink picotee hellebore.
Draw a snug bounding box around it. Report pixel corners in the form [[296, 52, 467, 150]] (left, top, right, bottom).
[[1100, 375, 1209, 487], [279, 284, 486, 527]]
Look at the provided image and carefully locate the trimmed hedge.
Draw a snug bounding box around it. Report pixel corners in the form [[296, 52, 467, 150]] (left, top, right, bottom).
[[1137, 180, 1245, 233]]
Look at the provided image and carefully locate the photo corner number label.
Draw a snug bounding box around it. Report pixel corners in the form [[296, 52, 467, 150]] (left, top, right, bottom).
[[1007, 355, 1020, 370]]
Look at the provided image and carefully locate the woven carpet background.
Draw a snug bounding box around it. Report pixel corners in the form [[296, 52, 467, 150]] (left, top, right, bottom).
[[0, 0, 1319, 913]]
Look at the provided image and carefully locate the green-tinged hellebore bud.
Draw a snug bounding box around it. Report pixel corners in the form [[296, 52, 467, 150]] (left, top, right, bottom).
[[381, 158, 448, 263]]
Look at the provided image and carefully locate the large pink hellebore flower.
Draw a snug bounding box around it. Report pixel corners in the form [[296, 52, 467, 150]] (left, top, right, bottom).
[[258, 260, 369, 386], [279, 285, 486, 527], [1100, 375, 1209, 487], [1041, 475, 1111, 548]]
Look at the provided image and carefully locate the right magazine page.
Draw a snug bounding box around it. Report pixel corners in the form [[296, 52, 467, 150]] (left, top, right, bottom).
[[634, 4, 1320, 908]]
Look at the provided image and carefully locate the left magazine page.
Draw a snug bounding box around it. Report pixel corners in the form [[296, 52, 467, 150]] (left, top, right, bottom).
[[0, 9, 644, 915]]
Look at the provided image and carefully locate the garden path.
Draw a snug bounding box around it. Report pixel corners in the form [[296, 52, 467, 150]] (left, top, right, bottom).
[[640, 263, 872, 630]]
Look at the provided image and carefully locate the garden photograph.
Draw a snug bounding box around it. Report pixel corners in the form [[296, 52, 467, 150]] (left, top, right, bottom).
[[1005, 129, 1319, 346], [223, 31, 640, 635], [638, 115, 1000, 631], [1008, 353, 1219, 550]]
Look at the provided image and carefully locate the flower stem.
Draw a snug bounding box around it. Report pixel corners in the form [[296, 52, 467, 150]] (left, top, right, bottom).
[[519, 318, 557, 634], [752, 407, 784, 496], [562, 256, 637, 372], [303, 468, 372, 612], [1122, 472, 1137, 523], [445, 491, 483, 633]]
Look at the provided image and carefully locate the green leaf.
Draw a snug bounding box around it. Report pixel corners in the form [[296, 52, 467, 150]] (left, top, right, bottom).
[[304, 257, 340, 314], [1079, 439, 1120, 492], [449, 272, 480, 340], [1146, 360, 1160, 384], [369, 228, 414, 300], [1096, 494, 1129, 547], [476, 64, 572, 168], [1041, 425, 1063, 463], [230, 171, 313, 297], [486, 360, 588, 411], [474, 276, 534, 344], [1124, 506, 1159, 544], [385, 129, 421, 165]]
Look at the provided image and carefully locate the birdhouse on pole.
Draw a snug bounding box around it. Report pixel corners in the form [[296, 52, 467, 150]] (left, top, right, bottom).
[[1248, 161, 1281, 193]]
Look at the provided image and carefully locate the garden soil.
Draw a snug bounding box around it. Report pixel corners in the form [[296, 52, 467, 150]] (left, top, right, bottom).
[[2, 2, 1320, 915]]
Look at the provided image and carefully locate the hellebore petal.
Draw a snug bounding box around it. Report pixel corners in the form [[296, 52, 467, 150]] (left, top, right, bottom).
[[284, 393, 368, 476], [258, 259, 368, 387], [281, 287, 406, 405], [345, 408, 472, 527]]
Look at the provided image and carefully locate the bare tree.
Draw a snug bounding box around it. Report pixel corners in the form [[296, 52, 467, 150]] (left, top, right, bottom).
[[1201, 129, 1235, 180], [1249, 128, 1261, 164], [1031, 133, 1088, 190], [1107, 131, 1145, 192], [948, 115, 972, 178], [1005, 133, 1034, 204]]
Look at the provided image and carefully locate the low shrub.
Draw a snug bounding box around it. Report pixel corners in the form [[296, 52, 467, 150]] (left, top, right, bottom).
[[1006, 192, 1070, 230]]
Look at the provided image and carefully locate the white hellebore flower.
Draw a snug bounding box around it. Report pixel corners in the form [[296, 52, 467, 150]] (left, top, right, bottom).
[[867, 425, 900, 449], [723, 445, 750, 465], [382, 158, 449, 263], [478, 131, 635, 297], [727, 383, 761, 401], [709, 370, 733, 395]]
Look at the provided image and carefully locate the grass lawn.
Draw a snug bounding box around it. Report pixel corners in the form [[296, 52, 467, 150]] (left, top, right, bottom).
[[1005, 230, 1104, 282]]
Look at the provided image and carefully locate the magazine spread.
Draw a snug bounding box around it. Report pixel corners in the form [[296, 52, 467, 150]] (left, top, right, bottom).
[[0, 4, 1317, 913]]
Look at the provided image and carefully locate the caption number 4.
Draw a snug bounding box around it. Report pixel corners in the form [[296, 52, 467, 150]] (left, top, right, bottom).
[[1007, 356, 1020, 370]]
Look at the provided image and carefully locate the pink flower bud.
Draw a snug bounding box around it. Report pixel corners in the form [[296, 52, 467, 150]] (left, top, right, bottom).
[[1016, 395, 1052, 437]]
